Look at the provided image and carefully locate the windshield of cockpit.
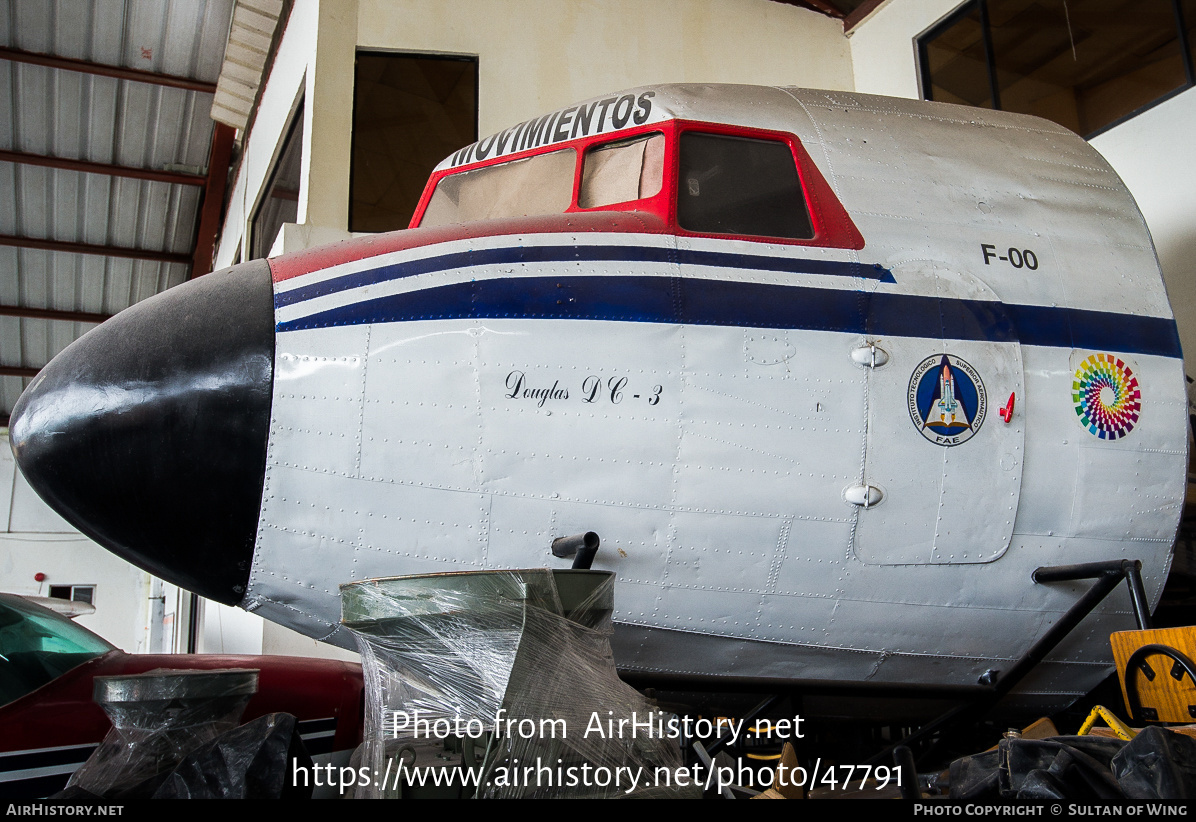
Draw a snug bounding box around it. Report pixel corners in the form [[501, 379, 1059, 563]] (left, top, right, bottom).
[[420, 133, 665, 227]]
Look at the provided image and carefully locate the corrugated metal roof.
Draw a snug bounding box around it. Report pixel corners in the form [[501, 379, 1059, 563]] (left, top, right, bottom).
[[0, 0, 235, 422]]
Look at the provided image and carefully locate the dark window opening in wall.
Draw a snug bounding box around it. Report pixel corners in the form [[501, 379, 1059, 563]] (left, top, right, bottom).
[[251, 102, 304, 260], [1184, 0, 1196, 79], [919, 0, 1196, 138], [48, 585, 95, 605], [920, 2, 995, 109], [350, 53, 478, 233]]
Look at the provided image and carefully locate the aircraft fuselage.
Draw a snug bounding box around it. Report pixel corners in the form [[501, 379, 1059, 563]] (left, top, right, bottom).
[[10, 86, 1186, 714]]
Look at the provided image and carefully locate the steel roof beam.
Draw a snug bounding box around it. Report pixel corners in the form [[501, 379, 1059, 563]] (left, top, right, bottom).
[[0, 366, 40, 378], [190, 123, 237, 279], [771, 0, 846, 18], [0, 235, 191, 265], [0, 46, 218, 94], [844, 0, 886, 31], [802, 0, 847, 17], [0, 149, 205, 187], [0, 305, 112, 324]]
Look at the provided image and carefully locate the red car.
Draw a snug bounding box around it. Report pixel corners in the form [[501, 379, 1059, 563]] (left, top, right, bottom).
[[0, 593, 364, 799]]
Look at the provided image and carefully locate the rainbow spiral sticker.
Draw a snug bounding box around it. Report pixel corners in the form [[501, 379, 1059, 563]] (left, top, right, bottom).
[[1072, 354, 1141, 440]]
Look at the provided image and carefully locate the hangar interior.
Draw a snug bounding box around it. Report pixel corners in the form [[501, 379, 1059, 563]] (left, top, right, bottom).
[[1, 0, 1194, 668]]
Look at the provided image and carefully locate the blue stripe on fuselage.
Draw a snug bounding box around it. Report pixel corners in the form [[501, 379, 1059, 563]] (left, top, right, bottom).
[[273, 244, 894, 308], [276, 274, 1182, 359]]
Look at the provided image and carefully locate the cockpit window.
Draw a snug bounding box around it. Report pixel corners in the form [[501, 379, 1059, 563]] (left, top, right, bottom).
[[677, 133, 814, 240], [421, 148, 576, 227], [578, 133, 664, 208]]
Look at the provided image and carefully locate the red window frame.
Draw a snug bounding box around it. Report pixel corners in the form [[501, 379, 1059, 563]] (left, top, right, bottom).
[[410, 119, 863, 251]]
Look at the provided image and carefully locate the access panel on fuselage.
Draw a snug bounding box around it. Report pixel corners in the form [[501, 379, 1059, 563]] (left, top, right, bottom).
[[854, 263, 1025, 565]]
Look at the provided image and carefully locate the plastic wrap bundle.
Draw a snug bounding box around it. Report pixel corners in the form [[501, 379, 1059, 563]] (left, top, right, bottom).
[[64, 668, 258, 799], [341, 569, 695, 798], [154, 712, 314, 799], [949, 728, 1196, 800]]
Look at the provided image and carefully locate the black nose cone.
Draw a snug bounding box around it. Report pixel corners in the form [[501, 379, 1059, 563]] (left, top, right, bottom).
[[9, 260, 275, 605]]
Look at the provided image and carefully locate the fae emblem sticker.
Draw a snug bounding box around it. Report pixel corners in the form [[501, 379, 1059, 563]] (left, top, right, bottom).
[[908, 354, 987, 446]]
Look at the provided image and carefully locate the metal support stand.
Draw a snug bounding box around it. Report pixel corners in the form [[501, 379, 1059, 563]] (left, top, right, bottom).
[[864, 558, 1150, 766], [894, 745, 922, 800], [628, 559, 1154, 788]]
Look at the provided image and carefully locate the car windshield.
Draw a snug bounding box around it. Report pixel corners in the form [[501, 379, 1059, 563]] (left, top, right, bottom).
[[0, 595, 115, 706]]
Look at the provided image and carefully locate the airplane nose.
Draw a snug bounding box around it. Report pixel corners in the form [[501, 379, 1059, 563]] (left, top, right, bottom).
[[8, 259, 275, 605]]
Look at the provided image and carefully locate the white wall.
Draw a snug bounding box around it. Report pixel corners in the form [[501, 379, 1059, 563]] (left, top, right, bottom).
[[847, 0, 959, 99], [215, 0, 855, 266], [262, 620, 360, 662], [1090, 89, 1196, 365], [215, 1, 318, 269], [196, 598, 265, 655], [359, 0, 853, 135]]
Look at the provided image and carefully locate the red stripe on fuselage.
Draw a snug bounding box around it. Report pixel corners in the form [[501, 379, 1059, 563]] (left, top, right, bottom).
[[267, 211, 667, 283]]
